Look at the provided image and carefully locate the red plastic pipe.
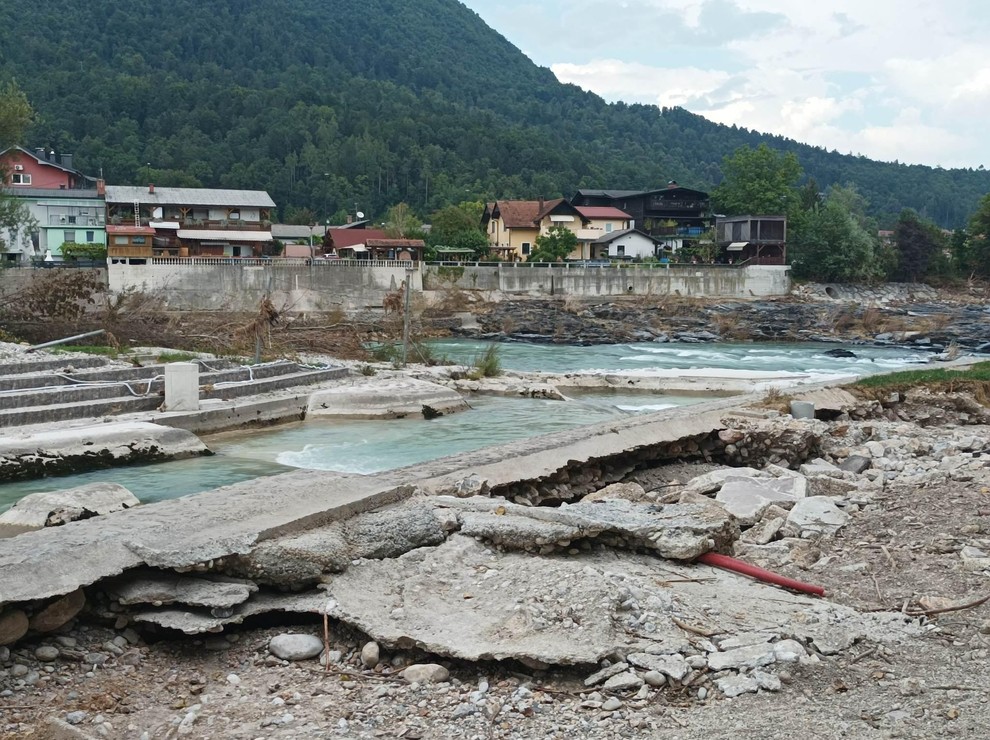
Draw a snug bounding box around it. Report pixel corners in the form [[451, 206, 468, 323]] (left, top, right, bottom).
[[697, 552, 826, 597]]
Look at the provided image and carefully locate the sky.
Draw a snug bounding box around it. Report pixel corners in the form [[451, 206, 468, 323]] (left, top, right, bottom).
[[459, 0, 990, 170]]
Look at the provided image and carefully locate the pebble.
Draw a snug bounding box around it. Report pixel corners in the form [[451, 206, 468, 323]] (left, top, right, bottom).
[[34, 646, 60, 662], [400, 663, 450, 684], [66, 711, 88, 725], [268, 634, 324, 661], [10, 664, 28, 678], [361, 641, 380, 667], [602, 697, 623, 712], [84, 652, 109, 666], [227, 673, 241, 686]]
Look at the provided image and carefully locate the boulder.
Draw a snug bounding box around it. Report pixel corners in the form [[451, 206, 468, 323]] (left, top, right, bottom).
[[0, 609, 29, 645], [29, 588, 86, 633], [268, 633, 324, 661]]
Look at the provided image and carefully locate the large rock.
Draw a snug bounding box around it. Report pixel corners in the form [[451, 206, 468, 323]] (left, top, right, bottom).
[[0, 483, 140, 532], [714, 478, 805, 526], [29, 588, 86, 633], [681, 467, 769, 496], [268, 633, 324, 661], [0, 609, 29, 645]]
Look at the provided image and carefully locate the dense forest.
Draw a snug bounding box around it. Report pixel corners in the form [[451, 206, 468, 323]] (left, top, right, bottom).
[[0, 0, 987, 228]]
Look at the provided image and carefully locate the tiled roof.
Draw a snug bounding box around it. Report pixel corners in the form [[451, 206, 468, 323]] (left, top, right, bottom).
[[593, 228, 656, 245], [495, 199, 567, 228], [105, 185, 276, 208], [575, 206, 632, 220], [322, 228, 389, 248]]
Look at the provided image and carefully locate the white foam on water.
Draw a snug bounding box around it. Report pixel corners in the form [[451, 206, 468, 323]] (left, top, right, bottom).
[[614, 403, 679, 412]]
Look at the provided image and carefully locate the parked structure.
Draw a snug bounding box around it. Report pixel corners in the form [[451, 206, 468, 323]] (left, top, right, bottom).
[[104, 185, 275, 262], [0, 146, 105, 263], [715, 216, 787, 265]]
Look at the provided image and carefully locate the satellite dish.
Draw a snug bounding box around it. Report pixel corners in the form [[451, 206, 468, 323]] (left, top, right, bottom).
[[356, 211, 365, 219]]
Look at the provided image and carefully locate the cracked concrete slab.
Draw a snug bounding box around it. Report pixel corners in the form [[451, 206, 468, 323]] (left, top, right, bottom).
[[307, 377, 469, 418]]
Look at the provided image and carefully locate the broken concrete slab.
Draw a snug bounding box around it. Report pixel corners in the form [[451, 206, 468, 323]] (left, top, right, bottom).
[[0, 422, 209, 483], [714, 478, 804, 526], [840, 455, 872, 474], [681, 467, 769, 496], [0, 483, 140, 532], [307, 377, 469, 419], [798, 458, 844, 478], [439, 495, 739, 560], [105, 570, 258, 609], [322, 533, 921, 668], [785, 497, 850, 536], [581, 482, 650, 503], [131, 591, 326, 634]]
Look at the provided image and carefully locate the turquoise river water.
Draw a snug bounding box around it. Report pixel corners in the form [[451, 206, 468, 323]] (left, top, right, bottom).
[[0, 340, 931, 511]]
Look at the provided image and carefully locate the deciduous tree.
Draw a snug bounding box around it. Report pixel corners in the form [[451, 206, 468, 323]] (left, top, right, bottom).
[[713, 143, 803, 217], [530, 225, 577, 262]]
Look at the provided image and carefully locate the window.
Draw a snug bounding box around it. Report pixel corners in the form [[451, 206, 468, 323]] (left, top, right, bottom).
[[85, 231, 95, 242], [11, 173, 31, 185], [132, 236, 147, 245], [605, 223, 613, 233], [114, 236, 129, 245], [67, 215, 77, 224], [521, 242, 531, 255], [616, 245, 625, 256], [228, 210, 241, 220], [64, 231, 76, 244]]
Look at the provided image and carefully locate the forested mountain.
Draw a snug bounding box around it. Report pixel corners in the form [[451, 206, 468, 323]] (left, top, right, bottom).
[[0, 0, 986, 227]]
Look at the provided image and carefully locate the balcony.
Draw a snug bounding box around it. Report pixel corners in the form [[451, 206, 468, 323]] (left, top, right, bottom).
[[111, 216, 268, 230], [646, 199, 707, 213], [108, 245, 152, 259], [48, 215, 104, 227]]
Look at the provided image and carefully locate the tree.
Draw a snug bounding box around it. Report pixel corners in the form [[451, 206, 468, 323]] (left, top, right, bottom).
[[892, 210, 944, 282], [789, 198, 884, 283], [384, 202, 423, 238], [964, 194, 990, 277], [426, 202, 489, 257], [0, 80, 36, 254], [712, 144, 803, 217], [530, 225, 577, 262]]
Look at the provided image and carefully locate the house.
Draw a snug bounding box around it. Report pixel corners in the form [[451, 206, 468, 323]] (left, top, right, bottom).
[[481, 199, 633, 261], [571, 182, 711, 253], [0, 146, 106, 263], [104, 185, 276, 261], [715, 216, 787, 265], [593, 229, 660, 261]]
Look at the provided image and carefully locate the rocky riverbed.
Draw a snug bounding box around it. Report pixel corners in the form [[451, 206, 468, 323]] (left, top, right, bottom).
[[459, 294, 990, 354]]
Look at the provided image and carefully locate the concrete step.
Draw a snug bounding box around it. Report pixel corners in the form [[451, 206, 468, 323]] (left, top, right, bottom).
[[0, 395, 163, 427], [0, 355, 111, 378], [202, 367, 349, 400]]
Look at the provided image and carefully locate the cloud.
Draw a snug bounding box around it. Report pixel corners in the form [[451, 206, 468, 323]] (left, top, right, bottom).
[[464, 0, 990, 167]]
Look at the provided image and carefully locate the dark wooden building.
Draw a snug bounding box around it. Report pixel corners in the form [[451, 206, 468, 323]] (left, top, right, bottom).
[[715, 216, 787, 265]]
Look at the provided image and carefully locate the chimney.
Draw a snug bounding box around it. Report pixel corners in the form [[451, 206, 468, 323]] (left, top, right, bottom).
[[60, 153, 73, 170], [34, 147, 45, 159], [538, 196, 545, 211], [148, 183, 155, 194], [667, 180, 678, 189], [47, 149, 56, 162], [96, 178, 106, 196]]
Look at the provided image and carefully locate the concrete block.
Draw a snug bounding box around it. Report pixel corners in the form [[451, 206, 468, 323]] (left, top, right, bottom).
[[165, 362, 200, 412]]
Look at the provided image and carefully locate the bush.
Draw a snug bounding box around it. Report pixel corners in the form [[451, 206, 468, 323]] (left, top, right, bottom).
[[468, 344, 502, 378]]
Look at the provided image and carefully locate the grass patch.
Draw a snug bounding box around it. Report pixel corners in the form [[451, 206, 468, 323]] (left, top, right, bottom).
[[467, 344, 502, 379], [852, 362, 990, 389], [53, 344, 123, 357]]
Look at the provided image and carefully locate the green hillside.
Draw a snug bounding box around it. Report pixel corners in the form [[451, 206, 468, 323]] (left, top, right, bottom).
[[0, 0, 985, 227]]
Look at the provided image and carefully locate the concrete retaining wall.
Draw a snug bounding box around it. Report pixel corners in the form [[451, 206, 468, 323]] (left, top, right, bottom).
[[108, 261, 420, 312], [496, 264, 790, 298]]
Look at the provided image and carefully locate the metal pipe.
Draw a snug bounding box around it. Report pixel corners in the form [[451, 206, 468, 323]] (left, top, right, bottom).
[[23, 329, 106, 353]]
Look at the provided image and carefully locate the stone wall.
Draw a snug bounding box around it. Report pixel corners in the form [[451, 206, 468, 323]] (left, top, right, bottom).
[[108, 261, 420, 312]]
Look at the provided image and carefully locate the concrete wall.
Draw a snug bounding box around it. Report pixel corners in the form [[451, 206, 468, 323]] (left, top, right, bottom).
[[109, 260, 420, 312], [422, 265, 500, 292], [495, 264, 790, 298]]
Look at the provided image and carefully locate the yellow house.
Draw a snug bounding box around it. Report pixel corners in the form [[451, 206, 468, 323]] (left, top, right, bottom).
[[482, 199, 632, 261]]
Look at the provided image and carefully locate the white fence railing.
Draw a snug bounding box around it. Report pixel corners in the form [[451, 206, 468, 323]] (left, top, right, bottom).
[[146, 258, 414, 268]]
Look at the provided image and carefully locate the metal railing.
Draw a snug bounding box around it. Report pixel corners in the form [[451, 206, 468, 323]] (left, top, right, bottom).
[[144, 257, 414, 268]]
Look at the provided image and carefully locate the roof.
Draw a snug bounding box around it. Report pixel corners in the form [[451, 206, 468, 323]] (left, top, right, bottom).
[[574, 189, 645, 199], [575, 206, 632, 220], [322, 228, 389, 248], [105, 186, 276, 208], [593, 228, 657, 245], [6, 188, 102, 200], [271, 224, 317, 239], [716, 215, 787, 222], [434, 247, 476, 254], [176, 229, 274, 242], [490, 199, 569, 228], [365, 239, 425, 248]]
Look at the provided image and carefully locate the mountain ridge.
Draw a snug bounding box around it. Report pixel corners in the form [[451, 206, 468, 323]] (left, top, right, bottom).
[[0, 0, 985, 227]]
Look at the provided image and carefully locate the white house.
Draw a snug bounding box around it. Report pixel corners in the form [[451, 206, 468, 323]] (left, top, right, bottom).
[[593, 228, 659, 260]]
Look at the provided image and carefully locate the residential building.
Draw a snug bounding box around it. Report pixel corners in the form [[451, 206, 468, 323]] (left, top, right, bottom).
[[593, 229, 660, 261], [104, 185, 276, 262], [715, 216, 787, 265], [481, 199, 634, 261], [0, 146, 105, 263], [571, 182, 711, 253]]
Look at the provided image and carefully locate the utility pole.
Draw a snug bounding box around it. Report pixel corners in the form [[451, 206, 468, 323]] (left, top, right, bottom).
[[401, 267, 413, 366]]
